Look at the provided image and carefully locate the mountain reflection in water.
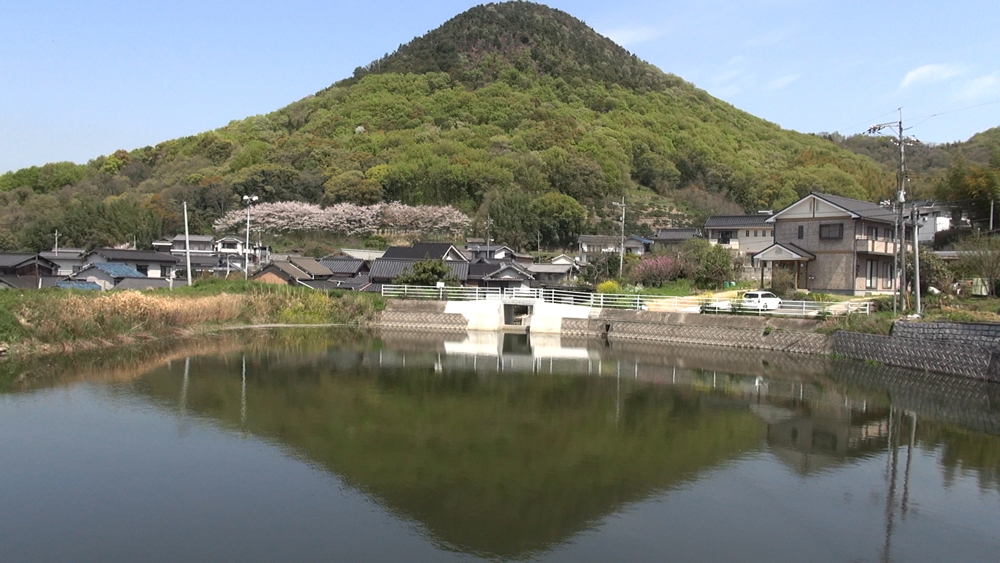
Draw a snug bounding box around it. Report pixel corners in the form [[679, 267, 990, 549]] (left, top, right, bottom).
[[1, 329, 998, 562]]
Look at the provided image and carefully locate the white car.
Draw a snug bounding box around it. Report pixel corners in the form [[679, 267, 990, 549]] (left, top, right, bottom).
[[740, 291, 782, 311]]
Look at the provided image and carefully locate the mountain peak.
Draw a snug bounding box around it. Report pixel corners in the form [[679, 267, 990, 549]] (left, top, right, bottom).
[[346, 1, 679, 91]]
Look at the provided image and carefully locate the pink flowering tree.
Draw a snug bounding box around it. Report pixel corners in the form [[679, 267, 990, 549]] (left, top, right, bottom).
[[213, 201, 469, 236], [630, 255, 685, 287]]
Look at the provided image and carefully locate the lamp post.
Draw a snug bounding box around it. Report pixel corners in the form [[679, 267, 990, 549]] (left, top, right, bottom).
[[242, 195, 258, 280]]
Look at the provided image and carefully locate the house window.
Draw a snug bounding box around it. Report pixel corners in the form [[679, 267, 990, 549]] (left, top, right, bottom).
[[719, 230, 732, 244], [868, 226, 878, 240], [746, 230, 750, 237], [886, 228, 894, 241], [797, 226, 804, 239], [819, 223, 844, 240], [883, 263, 894, 289], [162, 266, 171, 278], [72, 265, 81, 273], [136, 264, 149, 275], [866, 260, 877, 289]]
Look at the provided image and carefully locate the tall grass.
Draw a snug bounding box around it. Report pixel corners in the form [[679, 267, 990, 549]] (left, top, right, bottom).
[[0, 281, 384, 347]]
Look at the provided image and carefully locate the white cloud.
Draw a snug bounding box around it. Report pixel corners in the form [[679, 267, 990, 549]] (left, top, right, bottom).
[[900, 64, 963, 88], [763, 74, 801, 91], [954, 72, 1000, 101], [602, 26, 667, 46]]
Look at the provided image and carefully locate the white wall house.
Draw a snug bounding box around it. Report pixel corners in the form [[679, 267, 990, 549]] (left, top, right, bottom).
[[705, 215, 774, 255], [83, 249, 180, 279]]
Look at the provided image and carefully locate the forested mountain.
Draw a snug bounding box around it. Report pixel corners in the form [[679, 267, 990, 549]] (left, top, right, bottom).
[[0, 2, 898, 251], [829, 127, 1000, 199]]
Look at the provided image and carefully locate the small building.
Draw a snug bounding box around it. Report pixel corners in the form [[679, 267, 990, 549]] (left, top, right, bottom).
[[319, 258, 370, 278], [39, 248, 87, 276], [650, 228, 700, 249], [83, 249, 180, 279], [383, 242, 469, 262], [527, 263, 578, 287], [466, 243, 515, 261], [214, 236, 245, 256], [578, 235, 651, 264], [705, 215, 774, 255], [252, 257, 334, 286], [329, 248, 386, 262], [75, 263, 148, 291], [0, 253, 59, 277], [369, 258, 470, 285], [549, 254, 577, 266]]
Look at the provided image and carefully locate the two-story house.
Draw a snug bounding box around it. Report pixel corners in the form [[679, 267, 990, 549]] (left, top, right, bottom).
[[756, 193, 910, 295], [705, 215, 774, 256]]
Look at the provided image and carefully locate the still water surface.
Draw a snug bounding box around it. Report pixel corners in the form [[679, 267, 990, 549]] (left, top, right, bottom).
[[1, 330, 999, 562]]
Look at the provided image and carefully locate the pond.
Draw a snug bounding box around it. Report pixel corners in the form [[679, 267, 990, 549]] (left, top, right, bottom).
[[1, 330, 998, 562]]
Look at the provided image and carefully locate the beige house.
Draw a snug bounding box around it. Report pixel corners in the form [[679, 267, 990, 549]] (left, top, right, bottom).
[[756, 193, 910, 295], [705, 215, 774, 256]]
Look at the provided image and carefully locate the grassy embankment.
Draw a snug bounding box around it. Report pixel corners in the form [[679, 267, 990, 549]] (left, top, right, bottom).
[[0, 279, 385, 355], [819, 294, 1000, 335]]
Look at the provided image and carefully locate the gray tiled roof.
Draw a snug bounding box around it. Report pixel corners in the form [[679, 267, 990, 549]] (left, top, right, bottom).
[[370, 258, 469, 282], [88, 249, 180, 263], [811, 192, 899, 223], [382, 243, 464, 261], [652, 228, 700, 241], [705, 215, 772, 229], [319, 258, 366, 275], [288, 257, 334, 278], [0, 253, 40, 269]]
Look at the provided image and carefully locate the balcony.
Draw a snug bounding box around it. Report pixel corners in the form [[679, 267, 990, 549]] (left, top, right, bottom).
[[855, 237, 896, 255]]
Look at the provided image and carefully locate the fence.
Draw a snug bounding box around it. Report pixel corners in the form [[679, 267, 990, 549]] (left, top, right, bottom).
[[381, 285, 871, 318]]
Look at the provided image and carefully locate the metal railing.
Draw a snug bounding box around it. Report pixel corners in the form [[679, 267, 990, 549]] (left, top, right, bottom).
[[382, 285, 871, 317]]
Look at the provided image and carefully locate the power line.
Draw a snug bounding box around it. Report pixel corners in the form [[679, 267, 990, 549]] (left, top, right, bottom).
[[907, 98, 1000, 130]]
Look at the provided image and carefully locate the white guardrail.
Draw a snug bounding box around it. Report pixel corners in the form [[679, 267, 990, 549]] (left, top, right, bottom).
[[381, 285, 871, 317]]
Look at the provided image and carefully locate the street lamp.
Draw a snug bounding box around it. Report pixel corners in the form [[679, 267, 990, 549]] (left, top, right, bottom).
[[242, 195, 258, 280]]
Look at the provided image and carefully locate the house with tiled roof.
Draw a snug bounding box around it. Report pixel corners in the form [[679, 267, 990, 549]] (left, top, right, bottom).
[[755, 192, 912, 295], [75, 262, 148, 290], [83, 249, 179, 279], [252, 257, 334, 286], [705, 215, 774, 255], [369, 258, 470, 284], [0, 253, 59, 277], [382, 242, 468, 262]]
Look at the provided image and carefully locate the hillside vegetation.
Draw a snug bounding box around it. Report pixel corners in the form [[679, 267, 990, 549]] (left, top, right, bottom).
[[0, 2, 896, 251]]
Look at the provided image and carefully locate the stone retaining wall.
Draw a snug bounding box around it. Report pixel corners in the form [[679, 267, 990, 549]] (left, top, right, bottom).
[[832, 331, 992, 380], [378, 301, 469, 332], [892, 321, 1000, 347], [833, 320, 1000, 382], [594, 310, 829, 355]]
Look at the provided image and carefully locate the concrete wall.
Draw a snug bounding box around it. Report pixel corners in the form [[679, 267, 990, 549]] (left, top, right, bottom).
[[444, 300, 503, 331], [529, 302, 592, 334]]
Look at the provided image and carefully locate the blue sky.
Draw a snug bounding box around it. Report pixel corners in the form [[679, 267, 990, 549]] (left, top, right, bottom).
[[2, 0, 999, 173]]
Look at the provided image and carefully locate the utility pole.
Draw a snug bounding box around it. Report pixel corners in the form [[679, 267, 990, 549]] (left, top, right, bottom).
[[991, 199, 995, 231], [183, 202, 192, 287], [912, 206, 921, 315], [53, 230, 60, 255], [868, 108, 912, 313], [613, 196, 626, 279], [242, 195, 258, 280]]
